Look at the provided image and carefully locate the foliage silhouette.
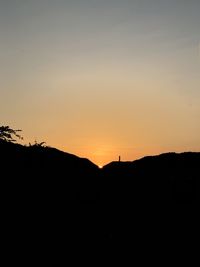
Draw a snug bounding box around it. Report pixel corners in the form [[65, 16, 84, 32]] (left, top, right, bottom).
[[0, 125, 23, 142], [28, 140, 46, 147]]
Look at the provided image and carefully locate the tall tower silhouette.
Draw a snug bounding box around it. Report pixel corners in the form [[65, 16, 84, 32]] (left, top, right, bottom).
[[119, 156, 121, 162]]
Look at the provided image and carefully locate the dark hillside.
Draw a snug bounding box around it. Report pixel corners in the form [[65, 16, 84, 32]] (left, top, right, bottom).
[[0, 140, 100, 262], [1, 140, 199, 263], [99, 152, 200, 260], [0, 139, 99, 197], [102, 152, 199, 201]]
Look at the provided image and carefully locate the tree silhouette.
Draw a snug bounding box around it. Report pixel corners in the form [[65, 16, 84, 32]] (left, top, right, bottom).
[[0, 126, 23, 142]]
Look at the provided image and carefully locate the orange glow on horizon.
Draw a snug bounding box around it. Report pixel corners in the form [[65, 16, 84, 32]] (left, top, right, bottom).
[[1, 1, 199, 167]]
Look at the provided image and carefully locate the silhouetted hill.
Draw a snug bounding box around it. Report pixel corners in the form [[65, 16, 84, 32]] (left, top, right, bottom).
[[103, 152, 199, 200], [0, 138, 97, 172], [0, 139, 99, 197], [1, 140, 199, 263], [0, 139, 100, 262], [102, 152, 200, 237]]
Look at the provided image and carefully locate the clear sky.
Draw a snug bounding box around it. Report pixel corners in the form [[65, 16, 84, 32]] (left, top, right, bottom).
[[0, 0, 199, 165]]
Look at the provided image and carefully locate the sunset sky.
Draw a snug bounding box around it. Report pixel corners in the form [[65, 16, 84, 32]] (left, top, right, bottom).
[[0, 0, 200, 165]]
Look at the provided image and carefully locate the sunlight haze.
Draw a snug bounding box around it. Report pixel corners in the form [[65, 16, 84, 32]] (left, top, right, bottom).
[[0, 0, 199, 165]]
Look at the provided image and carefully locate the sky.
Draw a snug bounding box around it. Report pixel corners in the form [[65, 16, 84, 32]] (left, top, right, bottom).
[[0, 0, 199, 166]]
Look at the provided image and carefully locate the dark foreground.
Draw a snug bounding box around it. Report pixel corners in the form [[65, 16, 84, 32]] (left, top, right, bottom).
[[1, 140, 199, 264]]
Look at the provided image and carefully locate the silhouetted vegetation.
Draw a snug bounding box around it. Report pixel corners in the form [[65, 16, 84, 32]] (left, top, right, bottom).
[[28, 140, 46, 147], [0, 125, 23, 142]]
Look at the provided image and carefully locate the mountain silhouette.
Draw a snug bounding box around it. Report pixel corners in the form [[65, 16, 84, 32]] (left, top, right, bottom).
[[1, 139, 199, 263]]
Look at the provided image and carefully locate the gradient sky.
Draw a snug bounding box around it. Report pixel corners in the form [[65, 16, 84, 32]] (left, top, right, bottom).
[[0, 0, 199, 165]]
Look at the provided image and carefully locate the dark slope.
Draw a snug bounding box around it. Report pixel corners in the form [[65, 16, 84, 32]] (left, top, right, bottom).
[[99, 152, 200, 261], [0, 140, 100, 262], [0, 139, 99, 197], [1, 141, 199, 263], [0, 139, 98, 174], [103, 152, 199, 201]]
